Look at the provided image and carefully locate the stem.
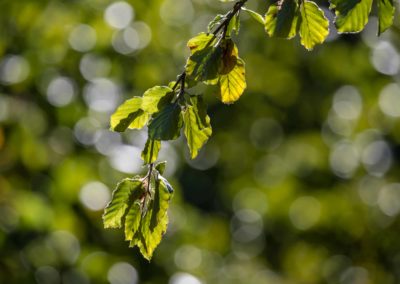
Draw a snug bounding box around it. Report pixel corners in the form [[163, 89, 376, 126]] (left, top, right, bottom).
[[212, 0, 248, 36]]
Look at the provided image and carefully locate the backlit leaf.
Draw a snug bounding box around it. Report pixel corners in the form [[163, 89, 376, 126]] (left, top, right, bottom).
[[183, 96, 212, 159], [265, 0, 299, 39], [155, 161, 167, 175], [218, 58, 246, 104], [148, 104, 183, 140], [330, 0, 373, 33], [110, 97, 149, 132], [124, 201, 141, 241], [103, 178, 144, 228], [141, 139, 161, 164], [241, 7, 265, 25], [131, 177, 172, 260], [187, 33, 215, 54], [299, 1, 329, 50], [378, 0, 395, 35], [141, 86, 174, 114]]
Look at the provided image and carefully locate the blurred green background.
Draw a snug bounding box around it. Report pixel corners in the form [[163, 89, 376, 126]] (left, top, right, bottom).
[[1, 0, 400, 283]]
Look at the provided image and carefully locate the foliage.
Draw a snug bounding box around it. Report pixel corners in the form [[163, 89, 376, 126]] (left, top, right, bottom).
[[106, 0, 398, 259], [1, 0, 400, 282]]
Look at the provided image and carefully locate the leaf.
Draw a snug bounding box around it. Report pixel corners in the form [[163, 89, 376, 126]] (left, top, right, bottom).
[[141, 139, 161, 164], [131, 177, 172, 260], [187, 33, 215, 54], [124, 201, 141, 241], [220, 39, 238, 75], [299, 1, 329, 50], [330, 0, 373, 33], [227, 13, 240, 36], [218, 58, 246, 104], [148, 104, 183, 140], [141, 86, 174, 114], [183, 96, 212, 159], [208, 14, 225, 33], [265, 0, 300, 39], [110, 97, 149, 132], [378, 0, 395, 35], [185, 33, 224, 83], [186, 45, 223, 83], [103, 178, 144, 229], [155, 161, 167, 175], [241, 7, 265, 25]]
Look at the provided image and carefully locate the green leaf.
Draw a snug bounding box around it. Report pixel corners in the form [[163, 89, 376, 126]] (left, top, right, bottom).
[[241, 7, 265, 25], [131, 177, 172, 260], [155, 161, 167, 175], [141, 86, 174, 114], [110, 97, 149, 132], [124, 201, 141, 241], [103, 178, 144, 228], [141, 139, 161, 164], [330, 0, 373, 33], [299, 1, 329, 50], [265, 0, 299, 39], [218, 58, 246, 104], [208, 14, 224, 33], [186, 45, 223, 83], [185, 33, 224, 83], [183, 96, 212, 159], [187, 33, 215, 55], [148, 104, 183, 140], [227, 13, 240, 36], [378, 0, 395, 35]]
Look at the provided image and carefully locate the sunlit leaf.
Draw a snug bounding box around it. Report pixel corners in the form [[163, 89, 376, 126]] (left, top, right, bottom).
[[218, 58, 246, 104], [187, 33, 215, 54], [227, 13, 240, 36], [148, 104, 183, 140], [299, 1, 329, 50], [330, 0, 373, 33], [124, 201, 142, 241], [155, 161, 167, 175], [141, 86, 174, 114], [110, 97, 149, 132], [208, 14, 225, 33], [103, 178, 144, 228], [378, 0, 395, 35], [241, 7, 265, 25], [186, 45, 223, 83], [265, 0, 299, 39], [131, 178, 172, 260], [141, 139, 161, 164], [183, 96, 212, 159]]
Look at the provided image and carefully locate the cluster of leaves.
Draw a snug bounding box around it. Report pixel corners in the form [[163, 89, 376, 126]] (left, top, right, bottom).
[[241, 0, 397, 50], [104, 0, 397, 260]]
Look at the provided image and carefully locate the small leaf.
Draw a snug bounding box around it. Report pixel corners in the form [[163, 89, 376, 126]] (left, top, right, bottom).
[[183, 96, 212, 159], [241, 7, 265, 25], [378, 0, 395, 35], [227, 13, 240, 36], [132, 177, 172, 260], [208, 14, 225, 33], [265, 0, 299, 39], [155, 161, 167, 175], [218, 58, 246, 104], [141, 139, 161, 164], [103, 178, 144, 229], [299, 1, 329, 50], [148, 104, 183, 140], [141, 86, 174, 114], [330, 0, 373, 33], [110, 97, 149, 132]]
